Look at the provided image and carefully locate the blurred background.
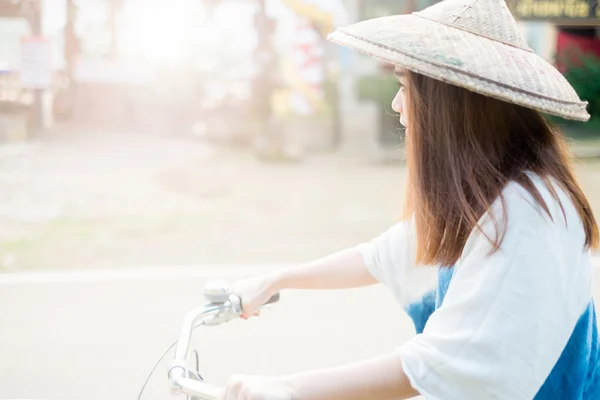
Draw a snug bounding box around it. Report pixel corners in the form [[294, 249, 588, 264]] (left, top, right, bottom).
[[0, 1, 599, 399]]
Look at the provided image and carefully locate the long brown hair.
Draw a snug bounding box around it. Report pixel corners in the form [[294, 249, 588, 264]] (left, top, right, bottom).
[[403, 71, 599, 266]]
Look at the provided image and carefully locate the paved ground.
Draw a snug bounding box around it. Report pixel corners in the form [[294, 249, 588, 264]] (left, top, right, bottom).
[[0, 128, 406, 271]]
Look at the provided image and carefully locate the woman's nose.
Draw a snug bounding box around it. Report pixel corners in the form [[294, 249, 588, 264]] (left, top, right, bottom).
[[392, 90, 403, 114]]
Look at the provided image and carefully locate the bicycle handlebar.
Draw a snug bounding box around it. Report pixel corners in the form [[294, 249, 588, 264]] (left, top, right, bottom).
[[168, 282, 280, 399]]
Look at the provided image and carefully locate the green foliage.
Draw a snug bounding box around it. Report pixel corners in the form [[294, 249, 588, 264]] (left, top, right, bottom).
[[356, 73, 398, 105], [562, 52, 600, 121], [544, 50, 600, 139]]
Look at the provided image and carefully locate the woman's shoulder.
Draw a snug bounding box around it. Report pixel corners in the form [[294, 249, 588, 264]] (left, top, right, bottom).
[[494, 172, 585, 238], [503, 172, 569, 213], [463, 171, 590, 273]]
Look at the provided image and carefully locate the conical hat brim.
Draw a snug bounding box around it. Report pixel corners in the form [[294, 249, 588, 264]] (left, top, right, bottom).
[[328, 14, 590, 122]]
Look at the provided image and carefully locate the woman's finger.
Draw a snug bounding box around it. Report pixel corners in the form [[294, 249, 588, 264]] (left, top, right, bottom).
[[223, 375, 243, 400], [240, 309, 259, 320]]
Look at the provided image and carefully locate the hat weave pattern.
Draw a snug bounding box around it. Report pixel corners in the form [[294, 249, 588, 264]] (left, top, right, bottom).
[[328, 0, 589, 121]]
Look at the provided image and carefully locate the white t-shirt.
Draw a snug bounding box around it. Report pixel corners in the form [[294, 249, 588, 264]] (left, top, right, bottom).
[[357, 174, 596, 399]]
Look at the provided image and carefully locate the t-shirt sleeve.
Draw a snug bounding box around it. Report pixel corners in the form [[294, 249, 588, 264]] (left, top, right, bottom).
[[397, 187, 592, 399], [355, 220, 416, 285]]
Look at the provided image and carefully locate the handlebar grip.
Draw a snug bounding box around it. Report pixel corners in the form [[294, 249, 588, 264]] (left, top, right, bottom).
[[264, 292, 280, 305], [237, 292, 280, 311]]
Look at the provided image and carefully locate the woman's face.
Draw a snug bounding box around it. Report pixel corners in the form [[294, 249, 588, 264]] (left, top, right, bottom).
[[392, 68, 409, 131]]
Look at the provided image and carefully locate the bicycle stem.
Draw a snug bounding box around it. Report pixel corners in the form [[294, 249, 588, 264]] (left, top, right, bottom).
[[169, 296, 243, 397]]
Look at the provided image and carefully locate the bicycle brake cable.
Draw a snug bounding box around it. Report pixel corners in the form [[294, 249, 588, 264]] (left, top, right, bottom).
[[137, 321, 205, 400]]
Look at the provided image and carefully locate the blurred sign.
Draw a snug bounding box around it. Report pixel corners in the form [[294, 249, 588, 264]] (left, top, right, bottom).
[[508, 0, 600, 20], [20, 36, 51, 89]]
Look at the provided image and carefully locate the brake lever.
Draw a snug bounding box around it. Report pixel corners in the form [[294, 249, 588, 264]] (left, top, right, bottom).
[[201, 296, 242, 327], [201, 279, 280, 326]]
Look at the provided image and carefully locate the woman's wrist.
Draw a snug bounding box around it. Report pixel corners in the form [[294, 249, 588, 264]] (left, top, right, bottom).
[[266, 269, 287, 294]]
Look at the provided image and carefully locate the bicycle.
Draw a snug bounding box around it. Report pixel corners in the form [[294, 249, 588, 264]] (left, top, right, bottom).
[[138, 280, 280, 400]]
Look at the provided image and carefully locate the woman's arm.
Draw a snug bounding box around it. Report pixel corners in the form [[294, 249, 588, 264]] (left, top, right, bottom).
[[233, 248, 377, 318], [270, 248, 377, 291], [219, 353, 419, 400], [286, 352, 419, 400], [266, 218, 417, 294], [234, 221, 415, 318]]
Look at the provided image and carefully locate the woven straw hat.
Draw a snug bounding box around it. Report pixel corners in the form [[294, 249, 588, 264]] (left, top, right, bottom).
[[328, 0, 590, 121]]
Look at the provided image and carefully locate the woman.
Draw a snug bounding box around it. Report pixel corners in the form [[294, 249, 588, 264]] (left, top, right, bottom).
[[219, 0, 599, 399]]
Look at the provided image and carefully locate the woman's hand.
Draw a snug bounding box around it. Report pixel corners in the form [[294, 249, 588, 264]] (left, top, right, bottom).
[[232, 273, 280, 319], [218, 374, 295, 400]]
